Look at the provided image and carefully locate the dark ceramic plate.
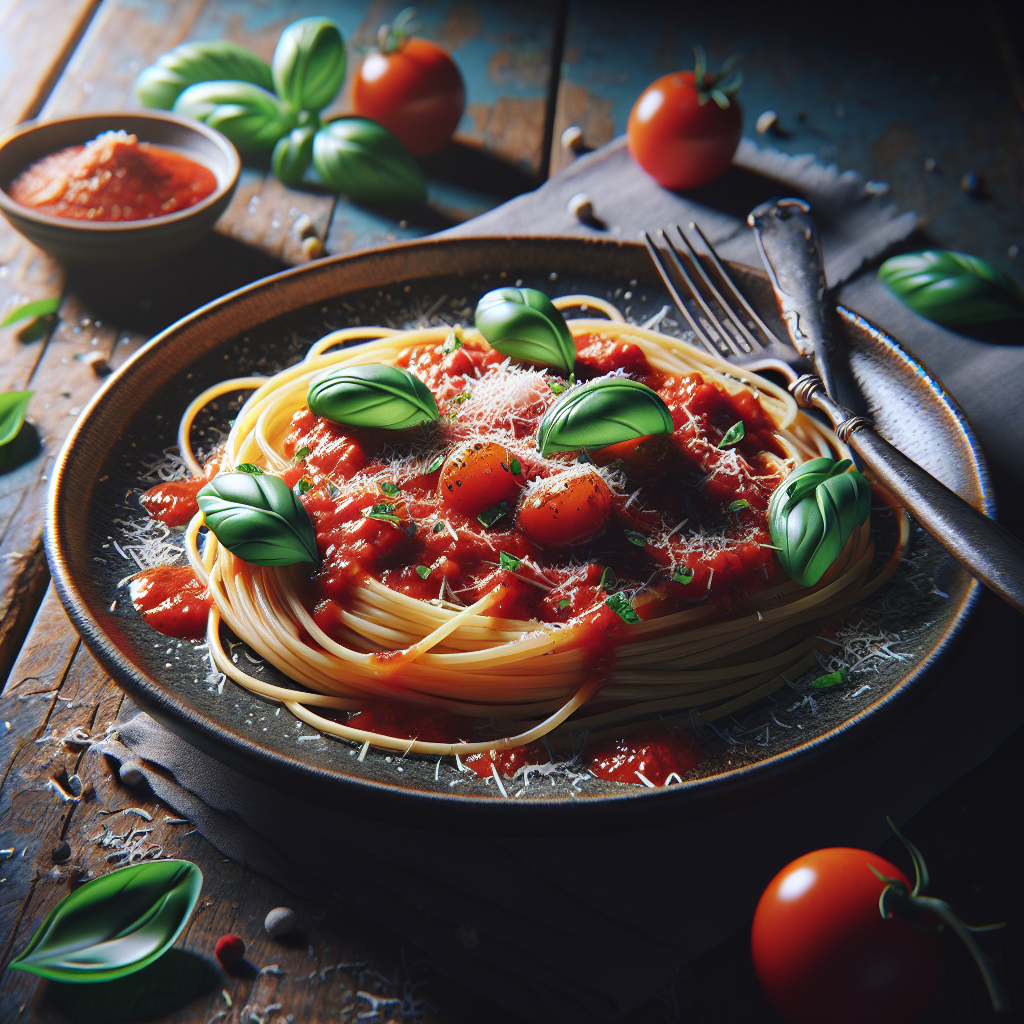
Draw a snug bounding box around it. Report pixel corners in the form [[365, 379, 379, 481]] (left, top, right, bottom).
[[45, 237, 991, 834]]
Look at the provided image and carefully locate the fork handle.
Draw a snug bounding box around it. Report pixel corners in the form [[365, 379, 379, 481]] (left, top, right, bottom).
[[792, 374, 1024, 614]]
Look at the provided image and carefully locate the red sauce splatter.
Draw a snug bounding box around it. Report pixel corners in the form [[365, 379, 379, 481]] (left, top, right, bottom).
[[9, 131, 217, 222], [587, 728, 706, 785], [129, 566, 210, 640], [140, 477, 206, 527], [464, 742, 548, 779], [346, 704, 477, 743]]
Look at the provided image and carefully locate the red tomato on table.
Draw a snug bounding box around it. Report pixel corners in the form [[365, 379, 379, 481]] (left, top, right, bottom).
[[353, 12, 465, 157], [751, 847, 942, 1024], [627, 47, 742, 191]]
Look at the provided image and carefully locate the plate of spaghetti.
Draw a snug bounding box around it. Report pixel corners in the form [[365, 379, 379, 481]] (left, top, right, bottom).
[[46, 237, 989, 830]]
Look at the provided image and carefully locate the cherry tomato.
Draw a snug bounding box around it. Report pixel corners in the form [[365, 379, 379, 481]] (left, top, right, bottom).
[[517, 469, 612, 547], [751, 848, 942, 1024], [438, 441, 523, 517], [627, 50, 742, 190], [353, 30, 465, 157]]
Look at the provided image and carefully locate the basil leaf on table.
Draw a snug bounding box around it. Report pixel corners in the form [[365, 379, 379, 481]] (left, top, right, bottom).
[[536, 377, 674, 456], [768, 457, 871, 588], [308, 363, 439, 430], [9, 860, 202, 983], [272, 124, 318, 187], [198, 472, 318, 566], [878, 250, 1024, 327], [272, 16, 346, 113], [474, 287, 577, 376], [135, 40, 274, 110], [173, 81, 296, 151], [0, 296, 60, 327], [0, 391, 32, 448], [312, 118, 427, 205]]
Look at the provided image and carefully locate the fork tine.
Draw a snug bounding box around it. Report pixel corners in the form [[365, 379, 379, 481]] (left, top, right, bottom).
[[642, 232, 721, 359], [688, 221, 787, 350], [672, 225, 759, 353], [659, 230, 747, 358]]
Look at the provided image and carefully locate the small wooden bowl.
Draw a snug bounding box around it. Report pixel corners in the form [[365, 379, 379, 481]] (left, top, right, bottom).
[[0, 111, 240, 267]]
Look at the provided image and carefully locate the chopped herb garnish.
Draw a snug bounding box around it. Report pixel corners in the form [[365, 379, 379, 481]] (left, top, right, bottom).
[[236, 463, 264, 475], [548, 381, 567, 395], [499, 551, 521, 572], [294, 445, 310, 460], [599, 566, 618, 592], [624, 529, 647, 547], [606, 592, 641, 624], [577, 448, 590, 464], [442, 326, 464, 353], [557, 597, 571, 609], [510, 457, 521, 476], [326, 481, 341, 498], [294, 477, 312, 495], [362, 502, 402, 526], [672, 566, 695, 585], [728, 499, 750, 511], [432, 520, 447, 534], [718, 421, 745, 448], [380, 481, 400, 497], [415, 565, 431, 579], [477, 501, 510, 528], [810, 668, 849, 689], [425, 453, 445, 474]]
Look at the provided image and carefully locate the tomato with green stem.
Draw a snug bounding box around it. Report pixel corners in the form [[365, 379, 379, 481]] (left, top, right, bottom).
[[627, 46, 742, 191]]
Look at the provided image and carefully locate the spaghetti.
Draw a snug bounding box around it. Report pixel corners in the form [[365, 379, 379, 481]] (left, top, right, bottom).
[[137, 295, 908, 758]]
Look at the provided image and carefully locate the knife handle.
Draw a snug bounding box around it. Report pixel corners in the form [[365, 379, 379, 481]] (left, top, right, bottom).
[[793, 374, 1024, 614]]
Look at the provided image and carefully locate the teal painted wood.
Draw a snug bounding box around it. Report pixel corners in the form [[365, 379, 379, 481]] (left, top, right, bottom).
[[555, 1, 1023, 289]]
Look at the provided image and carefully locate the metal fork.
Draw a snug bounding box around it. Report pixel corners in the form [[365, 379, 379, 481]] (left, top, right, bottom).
[[644, 221, 1024, 614]]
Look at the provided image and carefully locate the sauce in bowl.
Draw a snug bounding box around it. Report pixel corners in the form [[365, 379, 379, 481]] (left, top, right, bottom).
[[8, 129, 216, 221]]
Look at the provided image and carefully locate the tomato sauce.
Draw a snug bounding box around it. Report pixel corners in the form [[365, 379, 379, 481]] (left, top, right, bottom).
[[9, 130, 216, 222], [140, 477, 206, 527], [128, 565, 211, 640], [587, 728, 706, 785]]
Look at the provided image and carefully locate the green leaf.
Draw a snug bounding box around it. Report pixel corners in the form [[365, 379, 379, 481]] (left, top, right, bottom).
[[878, 250, 1024, 327], [295, 445, 310, 460], [198, 472, 318, 566], [474, 288, 577, 376], [606, 592, 641, 624], [9, 860, 202, 983], [536, 378, 674, 456], [768, 457, 871, 588], [599, 566, 617, 592], [294, 477, 312, 495], [499, 550, 521, 572], [432, 520, 447, 533], [308, 363, 439, 430], [135, 40, 273, 109], [425, 453, 445, 474], [729, 499, 750, 511], [810, 667, 849, 689], [380, 481, 400, 496], [0, 391, 32, 448], [415, 565, 431, 579], [272, 17, 346, 113], [557, 597, 571, 608], [173, 81, 295, 151], [718, 421, 745, 448], [1, 296, 60, 327], [477, 501, 510, 528], [624, 529, 647, 547], [672, 566, 694, 585], [442, 327, 463, 353], [271, 124, 317, 186], [236, 463, 264, 474], [312, 118, 427, 205]]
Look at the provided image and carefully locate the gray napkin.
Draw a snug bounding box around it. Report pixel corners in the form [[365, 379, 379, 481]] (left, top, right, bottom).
[[97, 137, 1022, 1022]]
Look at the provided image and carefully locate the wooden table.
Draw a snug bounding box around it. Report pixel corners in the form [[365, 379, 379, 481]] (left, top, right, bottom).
[[0, 2, 1019, 1021]]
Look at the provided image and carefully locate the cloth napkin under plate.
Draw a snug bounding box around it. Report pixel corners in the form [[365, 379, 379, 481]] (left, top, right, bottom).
[[94, 137, 1023, 1022]]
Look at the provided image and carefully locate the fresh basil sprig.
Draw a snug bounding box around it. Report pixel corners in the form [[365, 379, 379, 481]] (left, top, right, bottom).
[[135, 40, 274, 110], [272, 124, 318, 187], [273, 17, 346, 113], [198, 472, 318, 566], [308, 363, 439, 430], [768, 457, 870, 588], [174, 81, 296, 152], [0, 391, 33, 449], [878, 250, 1024, 327], [474, 288, 577, 376], [536, 377, 674, 456], [9, 861, 202, 983]]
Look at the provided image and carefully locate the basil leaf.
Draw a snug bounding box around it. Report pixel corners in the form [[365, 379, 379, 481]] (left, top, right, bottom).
[[425, 454, 445, 474], [415, 565, 431, 579], [295, 445, 310, 460], [308, 363, 439, 430], [557, 597, 571, 608], [606, 592, 641, 624], [728, 499, 750, 511], [0, 296, 59, 327], [718, 421, 745, 448], [879, 250, 1024, 327], [135, 40, 273, 110], [810, 668, 849, 689], [236, 463, 264, 474], [0, 391, 32, 448], [380, 481, 400, 496], [442, 327, 463, 353], [198, 472, 318, 566], [510, 457, 521, 476], [672, 566, 695, 585], [768, 457, 871, 588], [477, 501, 510, 528], [312, 118, 427, 205], [272, 124, 317, 187], [536, 377, 674, 456], [474, 288, 576, 376], [599, 566, 617, 592], [174, 81, 295, 151], [294, 477, 312, 495], [273, 17, 346, 113], [432, 520, 447, 533], [499, 551, 521, 571], [9, 860, 201, 983], [624, 529, 647, 547]]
